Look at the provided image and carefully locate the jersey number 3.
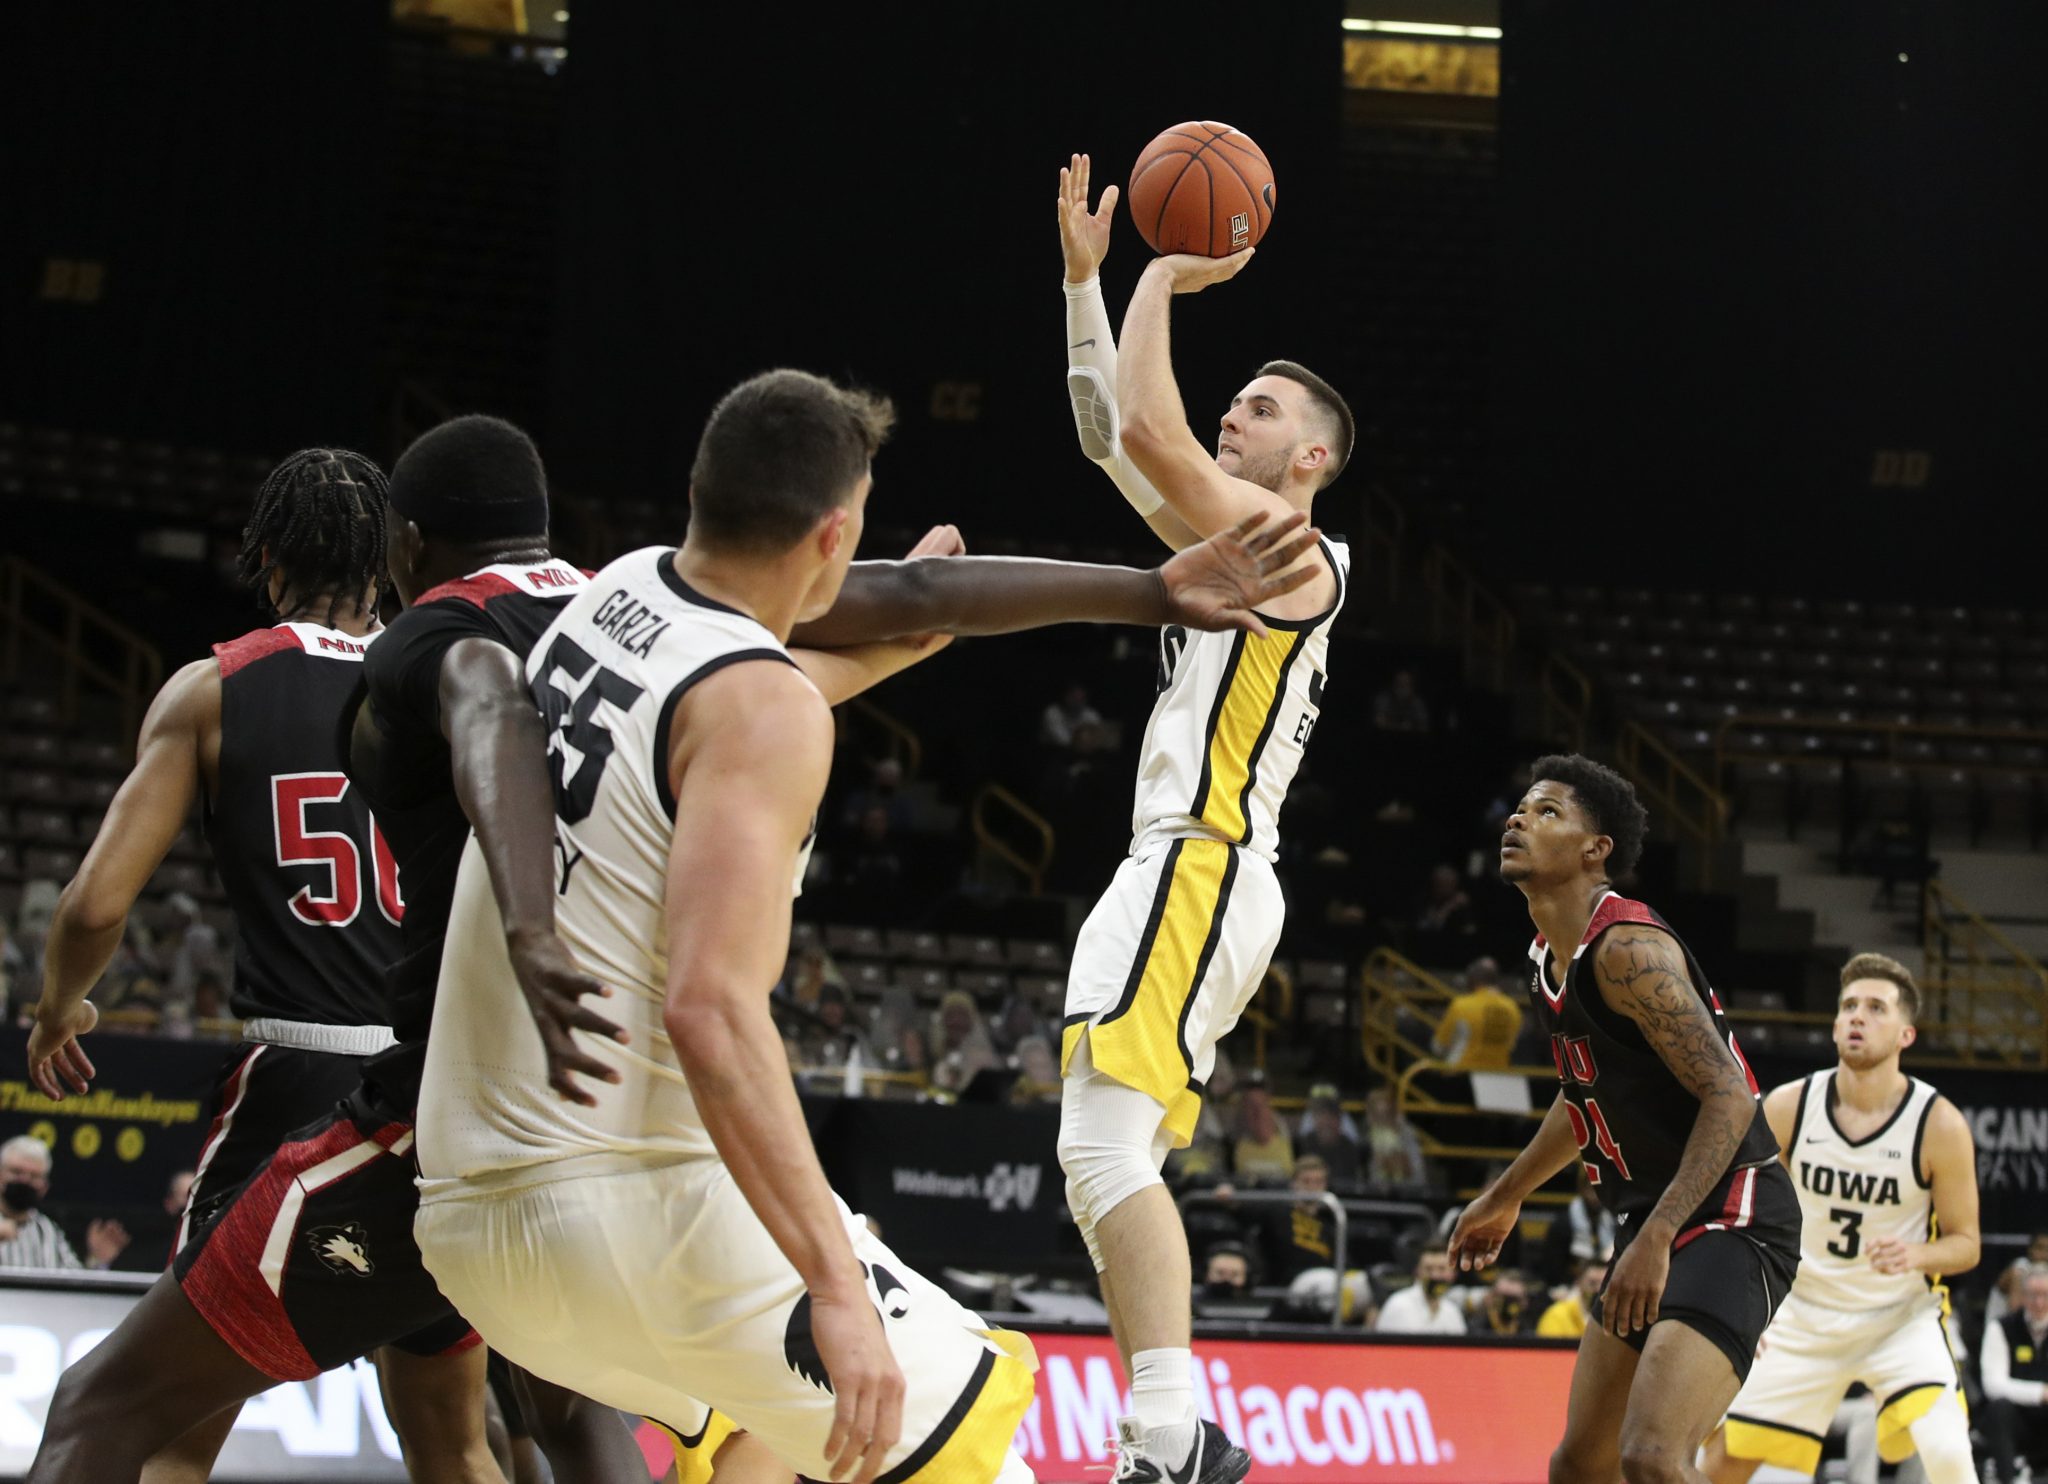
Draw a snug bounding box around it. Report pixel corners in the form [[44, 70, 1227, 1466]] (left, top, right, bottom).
[[271, 774, 402, 927], [537, 634, 646, 824]]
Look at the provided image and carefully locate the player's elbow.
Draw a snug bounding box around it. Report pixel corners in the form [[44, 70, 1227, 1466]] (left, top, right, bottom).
[[1118, 410, 1174, 457], [661, 986, 748, 1071], [1948, 1232, 1982, 1276], [55, 871, 129, 938]]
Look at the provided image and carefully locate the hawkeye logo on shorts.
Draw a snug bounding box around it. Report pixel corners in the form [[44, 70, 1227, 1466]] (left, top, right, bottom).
[[307, 1224, 374, 1276], [784, 1262, 912, 1393]]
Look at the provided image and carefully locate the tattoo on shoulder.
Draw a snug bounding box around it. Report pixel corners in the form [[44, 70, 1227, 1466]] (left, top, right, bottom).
[[1595, 930, 1738, 1095]]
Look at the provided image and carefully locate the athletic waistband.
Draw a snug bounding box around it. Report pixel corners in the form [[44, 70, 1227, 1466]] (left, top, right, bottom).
[[241, 1019, 398, 1056]]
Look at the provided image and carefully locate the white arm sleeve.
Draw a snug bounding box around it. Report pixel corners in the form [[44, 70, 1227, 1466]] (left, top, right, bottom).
[[1063, 276, 1165, 517]]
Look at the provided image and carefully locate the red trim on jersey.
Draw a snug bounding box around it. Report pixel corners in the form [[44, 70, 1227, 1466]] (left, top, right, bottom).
[[213, 627, 305, 679], [413, 572, 522, 610], [434, 1327, 485, 1358], [1670, 1166, 1758, 1252], [175, 1046, 266, 1259], [180, 1116, 412, 1381], [1532, 894, 1668, 1012]]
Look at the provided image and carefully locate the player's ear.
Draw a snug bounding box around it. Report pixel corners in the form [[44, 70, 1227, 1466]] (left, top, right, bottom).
[[1586, 834, 1613, 870], [1297, 441, 1330, 477], [814, 505, 851, 561], [1899, 1021, 1917, 1051]]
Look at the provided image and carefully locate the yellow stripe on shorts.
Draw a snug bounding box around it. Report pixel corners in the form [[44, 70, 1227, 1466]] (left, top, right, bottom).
[[1064, 838, 1239, 1147], [650, 1410, 739, 1484], [1876, 1382, 1964, 1464], [1192, 628, 1308, 843], [877, 1334, 1037, 1484], [1722, 1415, 1824, 1475]]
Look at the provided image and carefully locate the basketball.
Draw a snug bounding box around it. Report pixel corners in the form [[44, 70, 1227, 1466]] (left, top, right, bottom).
[[1126, 121, 1276, 257]]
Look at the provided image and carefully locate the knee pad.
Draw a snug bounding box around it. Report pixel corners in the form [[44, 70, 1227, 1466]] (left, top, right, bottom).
[[1057, 1094, 1168, 1261]]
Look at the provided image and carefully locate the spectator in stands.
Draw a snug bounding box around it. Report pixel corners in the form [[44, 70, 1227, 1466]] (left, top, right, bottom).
[[1294, 1084, 1363, 1187], [1432, 955, 1524, 1069], [1988, 1232, 2048, 1330], [887, 1022, 931, 1091], [0, 1134, 126, 1270], [1259, 1155, 1341, 1284], [1472, 1268, 1536, 1336], [1361, 1087, 1430, 1194], [190, 970, 228, 1026], [158, 891, 223, 1015], [796, 984, 870, 1068], [0, 917, 23, 1019], [1039, 682, 1104, 749], [775, 945, 843, 1015], [112, 1169, 196, 1274], [1009, 1035, 1061, 1104], [1371, 669, 1431, 733], [1537, 1260, 1607, 1339], [1984, 1268, 2048, 1484], [1534, 1167, 1617, 1288], [987, 991, 1049, 1058], [928, 989, 998, 1095], [1374, 1250, 1466, 1335], [1231, 1071, 1294, 1183], [1200, 1243, 1253, 1300], [1411, 863, 1477, 954], [844, 805, 907, 908], [840, 755, 911, 835]]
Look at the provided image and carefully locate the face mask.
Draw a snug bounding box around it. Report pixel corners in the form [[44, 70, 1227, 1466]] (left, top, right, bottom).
[[1204, 1279, 1241, 1298], [2, 1181, 40, 1213], [1424, 1277, 1451, 1300], [1495, 1299, 1525, 1328]]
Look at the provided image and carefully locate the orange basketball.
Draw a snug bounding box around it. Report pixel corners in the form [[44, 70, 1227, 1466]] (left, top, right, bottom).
[[1127, 121, 1276, 257]]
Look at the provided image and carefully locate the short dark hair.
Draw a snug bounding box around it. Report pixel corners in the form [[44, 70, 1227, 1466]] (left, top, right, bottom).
[[1840, 952, 1921, 1022], [388, 414, 549, 540], [689, 369, 895, 553], [237, 449, 389, 624], [1528, 753, 1650, 879], [1257, 359, 1355, 490]]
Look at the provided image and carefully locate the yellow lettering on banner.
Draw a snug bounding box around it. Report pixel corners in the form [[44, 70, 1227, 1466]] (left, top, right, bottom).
[[0, 1080, 202, 1126], [72, 1124, 101, 1159]]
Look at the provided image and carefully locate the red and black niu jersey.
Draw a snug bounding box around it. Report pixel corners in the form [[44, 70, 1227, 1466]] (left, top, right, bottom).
[[343, 559, 588, 1120], [205, 623, 401, 1026], [1526, 890, 1778, 1218]]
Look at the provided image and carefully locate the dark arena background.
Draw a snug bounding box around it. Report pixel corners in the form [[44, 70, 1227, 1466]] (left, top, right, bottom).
[[2, 2, 2044, 1481]]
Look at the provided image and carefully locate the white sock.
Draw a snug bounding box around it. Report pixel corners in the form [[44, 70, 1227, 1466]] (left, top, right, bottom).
[[1129, 1347, 1196, 1461]]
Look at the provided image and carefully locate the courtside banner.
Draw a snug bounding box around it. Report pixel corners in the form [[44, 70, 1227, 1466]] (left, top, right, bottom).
[[1010, 1329, 1576, 1484]]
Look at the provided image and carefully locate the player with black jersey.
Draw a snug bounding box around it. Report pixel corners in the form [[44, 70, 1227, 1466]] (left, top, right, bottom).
[[1449, 754, 1800, 1484], [25, 410, 1314, 1484], [24, 450, 499, 1483]]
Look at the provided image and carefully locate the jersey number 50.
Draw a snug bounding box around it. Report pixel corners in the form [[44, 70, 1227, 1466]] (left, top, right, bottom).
[[271, 773, 402, 927]]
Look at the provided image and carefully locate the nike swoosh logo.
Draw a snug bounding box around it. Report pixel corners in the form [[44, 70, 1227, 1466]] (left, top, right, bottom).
[[1804, 1135, 1827, 1144], [1070, 338, 1096, 350]]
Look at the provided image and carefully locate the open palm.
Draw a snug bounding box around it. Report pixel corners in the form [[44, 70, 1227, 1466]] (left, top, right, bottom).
[[1160, 511, 1320, 635], [1058, 153, 1118, 282]]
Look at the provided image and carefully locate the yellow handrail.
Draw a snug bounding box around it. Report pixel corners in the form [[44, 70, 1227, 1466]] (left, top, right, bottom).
[[0, 556, 165, 748], [1540, 649, 1593, 752], [970, 784, 1055, 896], [1236, 962, 1295, 1075], [1922, 880, 2048, 1068], [845, 697, 923, 780], [1358, 946, 1465, 1079], [1419, 544, 1518, 690], [1616, 720, 1727, 880]]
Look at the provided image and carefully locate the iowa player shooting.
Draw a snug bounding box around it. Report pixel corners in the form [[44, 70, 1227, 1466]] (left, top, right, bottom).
[[1704, 954, 1980, 1484], [24, 450, 504, 1482], [1450, 755, 1801, 1484]]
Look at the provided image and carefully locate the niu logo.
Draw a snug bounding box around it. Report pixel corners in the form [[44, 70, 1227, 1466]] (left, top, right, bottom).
[[1552, 1033, 1598, 1085], [316, 636, 366, 655], [525, 568, 575, 589]]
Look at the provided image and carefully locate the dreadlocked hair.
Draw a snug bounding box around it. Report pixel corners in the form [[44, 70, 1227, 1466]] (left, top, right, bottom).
[[237, 449, 390, 625]]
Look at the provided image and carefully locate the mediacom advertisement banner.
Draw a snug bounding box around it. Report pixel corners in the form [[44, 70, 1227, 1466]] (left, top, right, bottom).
[[1010, 1330, 1576, 1484]]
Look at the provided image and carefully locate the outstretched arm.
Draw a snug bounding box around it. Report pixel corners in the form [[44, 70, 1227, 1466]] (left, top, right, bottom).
[[790, 511, 1317, 647], [440, 637, 627, 1105], [1058, 152, 1201, 551], [1117, 252, 1282, 540], [28, 659, 216, 1100], [1593, 927, 1759, 1334]]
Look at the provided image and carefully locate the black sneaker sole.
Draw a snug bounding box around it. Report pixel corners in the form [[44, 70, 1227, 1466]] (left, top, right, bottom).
[[1192, 1425, 1251, 1484]]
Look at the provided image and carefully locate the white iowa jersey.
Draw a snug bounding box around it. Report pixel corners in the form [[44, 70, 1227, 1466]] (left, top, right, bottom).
[[1132, 537, 1347, 862], [1786, 1067, 1944, 1312], [417, 547, 804, 1190]]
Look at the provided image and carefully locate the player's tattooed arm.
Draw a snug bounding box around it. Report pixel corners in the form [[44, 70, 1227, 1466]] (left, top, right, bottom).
[[1593, 928, 1757, 1236], [28, 658, 217, 1100], [1873, 1096, 1980, 1277], [440, 638, 626, 1104]]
